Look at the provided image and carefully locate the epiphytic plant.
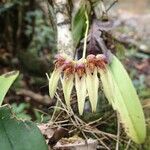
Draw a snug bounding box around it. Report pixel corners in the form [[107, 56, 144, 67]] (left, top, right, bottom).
[[48, 0, 146, 144]]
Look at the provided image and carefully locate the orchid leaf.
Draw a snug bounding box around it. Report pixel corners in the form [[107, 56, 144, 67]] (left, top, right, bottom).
[[0, 105, 48, 150], [0, 71, 19, 106], [72, 5, 86, 48], [107, 55, 146, 144], [72, 1, 91, 48]]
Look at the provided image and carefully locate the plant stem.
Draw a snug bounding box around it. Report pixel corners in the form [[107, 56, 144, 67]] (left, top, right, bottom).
[[82, 11, 89, 59], [106, 0, 118, 12], [116, 113, 120, 150]]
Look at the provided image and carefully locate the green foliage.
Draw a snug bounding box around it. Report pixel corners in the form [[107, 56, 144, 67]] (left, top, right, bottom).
[[0, 105, 48, 150], [34, 109, 51, 123], [0, 0, 22, 14], [0, 0, 55, 59], [72, 5, 86, 47], [124, 47, 150, 99], [142, 124, 150, 150], [116, 43, 126, 59], [0, 2, 14, 14], [11, 103, 31, 120], [0, 71, 19, 106], [0, 72, 48, 149], [25, 10, 55, 54], [133, 74, 150, 98]]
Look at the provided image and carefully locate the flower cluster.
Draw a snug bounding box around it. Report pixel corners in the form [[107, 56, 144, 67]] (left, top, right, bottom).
[[48, 52, 147, 144], [49, 53, 108, 115]]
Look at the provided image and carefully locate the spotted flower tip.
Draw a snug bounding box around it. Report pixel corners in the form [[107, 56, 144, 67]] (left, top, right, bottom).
[[49, 54, 67, 99], [75, 59, 87, 115], [62, 60, 75, 109], [86, 55, 99, 112]]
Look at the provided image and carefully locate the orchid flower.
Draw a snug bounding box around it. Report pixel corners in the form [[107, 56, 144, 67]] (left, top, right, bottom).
[[49, 53, 108, 114]]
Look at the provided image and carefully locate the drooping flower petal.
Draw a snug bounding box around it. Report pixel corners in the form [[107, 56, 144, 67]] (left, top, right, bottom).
[[75, 73, 87, 115], [86, 68, 99, 112], [62, 74, 74, 109], [98, 66, 116, 109], [49, 68, 62, 99]]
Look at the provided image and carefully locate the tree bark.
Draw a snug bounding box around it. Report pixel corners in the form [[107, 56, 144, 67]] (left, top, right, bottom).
[[52, 0, 74, 58]]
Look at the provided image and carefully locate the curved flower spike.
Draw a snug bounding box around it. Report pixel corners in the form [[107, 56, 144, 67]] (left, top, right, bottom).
[[75, 61, 87, 115]]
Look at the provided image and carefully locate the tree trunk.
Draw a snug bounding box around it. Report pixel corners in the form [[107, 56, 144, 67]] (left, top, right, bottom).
[[52, 0, 74, 57]]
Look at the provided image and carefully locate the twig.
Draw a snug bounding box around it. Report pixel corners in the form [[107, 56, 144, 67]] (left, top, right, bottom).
[[92, 133, 110, 150], [125, 139, 131, 150], [83, 128, 117, 140], [106, 0, 118, 12], [48, 92, 129, 150], [49, 100, 59, 123], [115, 113, 120, 150]]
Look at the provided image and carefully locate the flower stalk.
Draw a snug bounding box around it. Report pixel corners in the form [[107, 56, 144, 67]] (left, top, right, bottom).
[[82, 11, 89, 59]]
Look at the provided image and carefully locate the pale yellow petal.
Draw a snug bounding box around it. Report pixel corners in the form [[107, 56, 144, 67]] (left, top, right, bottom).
[[86, 68, 99, 112], [62, 75, 74, 109], [98, 66, 116, 109], [49, 69, 61, 98], [75, 73, 87, 115]]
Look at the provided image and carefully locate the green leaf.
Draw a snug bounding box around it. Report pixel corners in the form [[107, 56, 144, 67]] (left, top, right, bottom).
[[72, 1, 90, 47], [72, 7, 85, 47], [0, 71, 19, 106], [0, 105, 48, 150], [108, 55, 146, 144]]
